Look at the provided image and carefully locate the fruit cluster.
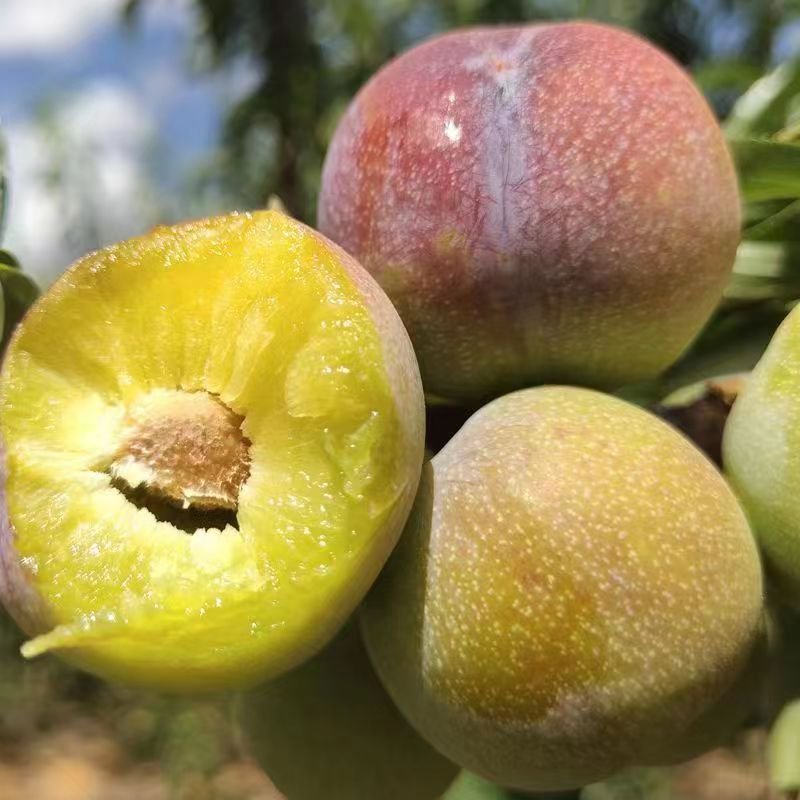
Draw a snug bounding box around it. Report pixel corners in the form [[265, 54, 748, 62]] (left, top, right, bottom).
[[0, 19, 797, 800]]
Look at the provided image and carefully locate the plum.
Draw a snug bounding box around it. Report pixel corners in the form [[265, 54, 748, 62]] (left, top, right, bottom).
[[237, 622, 458, 799], [319, 22, 740, 402], [362, 387, 763, 790], [0, 210, 425, 692], [724, 304, 800, 605]]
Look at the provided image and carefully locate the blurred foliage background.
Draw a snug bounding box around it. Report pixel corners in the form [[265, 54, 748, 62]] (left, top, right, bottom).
[[1, 0, 800, 798]]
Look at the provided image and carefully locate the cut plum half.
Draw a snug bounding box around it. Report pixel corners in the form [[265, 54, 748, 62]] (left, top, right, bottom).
[[0, 210, 424, 692]]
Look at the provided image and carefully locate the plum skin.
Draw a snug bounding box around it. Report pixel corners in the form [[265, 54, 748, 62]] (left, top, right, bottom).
[[238, 622, 458, 800], [319, 22, 740, 402], [362, 387, 763, 791]]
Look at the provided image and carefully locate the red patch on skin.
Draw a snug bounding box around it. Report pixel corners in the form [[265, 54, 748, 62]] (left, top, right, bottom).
[[319, 23, 739, 400]]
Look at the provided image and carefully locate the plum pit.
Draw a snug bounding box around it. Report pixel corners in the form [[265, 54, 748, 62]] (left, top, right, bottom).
[[107, 389, 251, 533]]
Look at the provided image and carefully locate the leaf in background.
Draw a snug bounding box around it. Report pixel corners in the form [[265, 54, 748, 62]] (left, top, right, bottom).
[[619, 303, 787, 407], [742, 199, 790, 229], [730, 139, 800, 204], [441, 772, 537, 800], [581, 767, 672, 800], [694, 60, 764, 96], [724, 59, 800, 140], [742, 198, 800, 241], [661, 305, 785, 393], [0, 248, 19, 270], [775, 118, 800, 143], [767, 700, 800, 792], [733, 241, 800, 281], [726, 241, 800, 305], [0, 256, 39, 347]]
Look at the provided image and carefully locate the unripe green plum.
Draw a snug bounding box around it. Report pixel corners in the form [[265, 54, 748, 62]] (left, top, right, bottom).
[[724, 305, 800, 606], [362, 387, 764, 791], [319, 23, 740, 402], [237, 622, 458, 800]]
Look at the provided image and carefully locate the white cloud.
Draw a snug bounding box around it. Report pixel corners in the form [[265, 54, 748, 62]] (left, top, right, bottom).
[[2, 124, 64, 276], [3, 81, 162, 284], [58, 81, 155, 148], [0, 0, 123, 56]]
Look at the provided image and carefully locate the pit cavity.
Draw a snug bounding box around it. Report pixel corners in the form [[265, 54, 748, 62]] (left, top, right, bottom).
[[107, 389, 251, 534]]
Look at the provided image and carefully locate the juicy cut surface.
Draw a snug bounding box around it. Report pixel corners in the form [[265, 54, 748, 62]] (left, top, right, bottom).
[[0, 211, 416, 691]]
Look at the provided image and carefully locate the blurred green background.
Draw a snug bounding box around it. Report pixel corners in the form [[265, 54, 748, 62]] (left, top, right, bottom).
[[1, 1, 800, 798]]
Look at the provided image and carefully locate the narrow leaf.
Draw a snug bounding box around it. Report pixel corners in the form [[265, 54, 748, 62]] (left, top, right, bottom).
[[657, 306, 786, 396], [441, 772, 528, 800], [0, 261, 39, 345], [743, 198, 800, 241], [724, 59, 800, 139], [732, 241, 800, 280], [693, 60, 763, 95], [730, 139, 800, 203], [0, 248, 19, 269], [581, 767, 672, 800]]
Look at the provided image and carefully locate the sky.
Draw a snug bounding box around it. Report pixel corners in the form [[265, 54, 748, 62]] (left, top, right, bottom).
[[0, 0, 255, 284]]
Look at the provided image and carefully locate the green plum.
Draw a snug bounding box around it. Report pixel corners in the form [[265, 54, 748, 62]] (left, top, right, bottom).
[[724, 304, 800, 605], [237, 622, 458, 799]]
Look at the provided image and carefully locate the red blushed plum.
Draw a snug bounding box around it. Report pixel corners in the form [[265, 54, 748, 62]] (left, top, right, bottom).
[[318, 22, 740, 402]]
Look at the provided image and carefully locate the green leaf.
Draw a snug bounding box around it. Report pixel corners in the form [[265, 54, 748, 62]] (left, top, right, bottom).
[[441, 773, 511, 799], [693, 60, 763, 96], [0, 248, 19, 269], [441, 772, 533, 800], [725, 242, 800, 305], [0, 260, 38, 346], [581, 768, 672, 800], [617, 304, 787, 407], [776, 118, 800, 144], [730, 139, 800, 203], [768, 699, 800, 791], [743, 199, 790, 229], [743, 198, 800, 241], [730, 240, 800, 301], [732, 241, 800, 281], [724, 59, 800, 139], [659, 306, 785, 394]]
